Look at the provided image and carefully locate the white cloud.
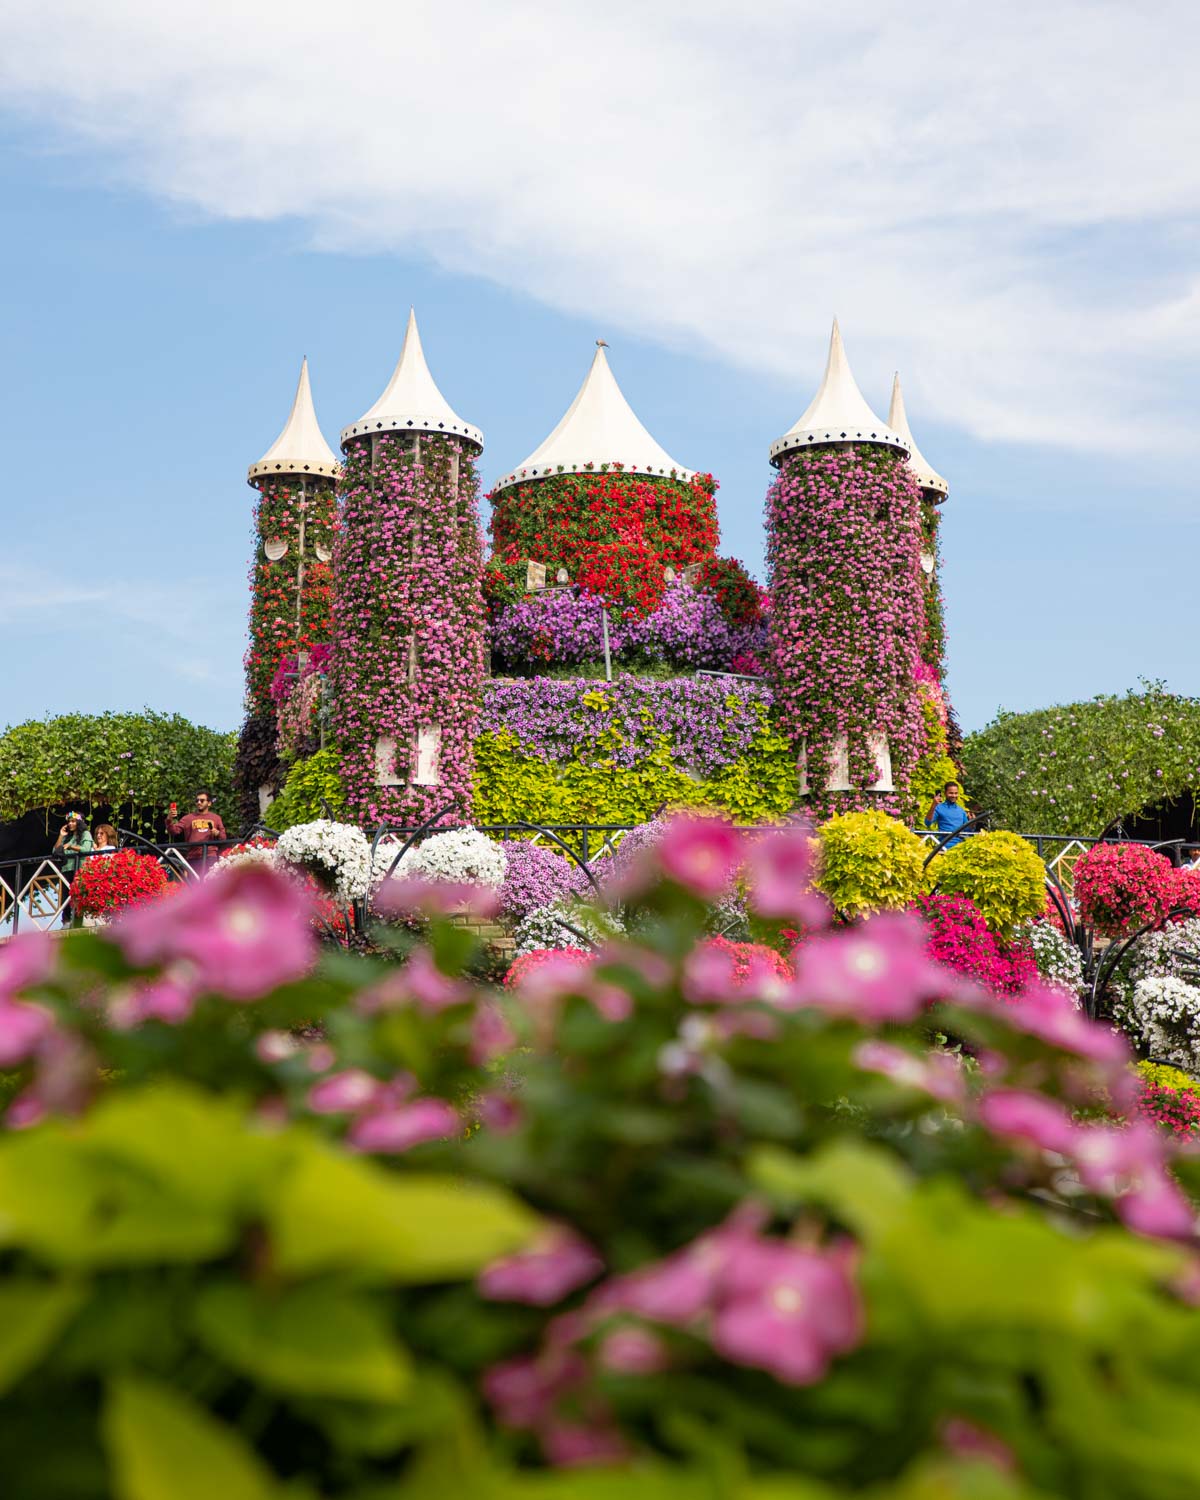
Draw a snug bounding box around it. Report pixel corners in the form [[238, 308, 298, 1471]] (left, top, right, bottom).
[[1, 0, 1197, 453]]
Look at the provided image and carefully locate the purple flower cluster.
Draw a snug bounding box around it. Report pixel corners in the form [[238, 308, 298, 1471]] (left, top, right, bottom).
[[498, 840, 590, 923], [480, 676, 775, 774], [332, 434, 487, 825], [490, 583, 766, 673]]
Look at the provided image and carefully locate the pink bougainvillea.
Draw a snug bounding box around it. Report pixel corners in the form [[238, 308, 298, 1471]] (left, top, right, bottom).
[[332, 433, 487, 827], [765, 446, 925, 818]]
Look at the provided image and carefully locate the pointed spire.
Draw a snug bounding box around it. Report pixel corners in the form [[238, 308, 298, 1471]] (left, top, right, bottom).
[[769, 319, 908, 466], [888, 373, 948, 500], [248, 358, 341, 484], [494, 343, 693, 493], [340, 308, 483, 453]]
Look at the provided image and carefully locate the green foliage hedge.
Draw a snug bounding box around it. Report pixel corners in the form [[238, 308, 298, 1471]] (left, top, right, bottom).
[[814, 810, 929, 917], [264, 747, 348, 832], [935, 831, 1047, 939], [0, 711, 236, 829], [473, 700, 798, 827], [963, 684, 1200, 835]]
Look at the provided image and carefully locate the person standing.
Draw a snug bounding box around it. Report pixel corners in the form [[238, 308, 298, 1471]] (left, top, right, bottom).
[[53, 811, 93, 923], [925, 780, 971, 848], [166, 790, 227, 871], [93, 825, 119, 853]]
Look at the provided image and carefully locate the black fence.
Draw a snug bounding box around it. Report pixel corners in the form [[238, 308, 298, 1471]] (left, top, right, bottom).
[[3, 820, 1200, 942]]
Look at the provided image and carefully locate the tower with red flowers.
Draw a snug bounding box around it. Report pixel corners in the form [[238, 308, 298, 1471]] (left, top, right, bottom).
[[331, 310, 487, 827], [765, 320, 927, 814], [235, 360, 340, 823]]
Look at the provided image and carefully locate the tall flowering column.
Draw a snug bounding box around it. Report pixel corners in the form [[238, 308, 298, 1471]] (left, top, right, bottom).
[[331, 312, 486, 827], [236, 360, 340, 823], [766, 322, 925, 816]]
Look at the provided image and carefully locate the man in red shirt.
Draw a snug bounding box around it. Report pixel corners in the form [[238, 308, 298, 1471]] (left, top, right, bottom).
[[167, 790, 227, 871]]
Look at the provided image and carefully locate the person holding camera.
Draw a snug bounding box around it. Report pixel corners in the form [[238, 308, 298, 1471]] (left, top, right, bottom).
[[925, 780, 971, 848], [53, 811, 93, 922], [166, 790, 227, 871]]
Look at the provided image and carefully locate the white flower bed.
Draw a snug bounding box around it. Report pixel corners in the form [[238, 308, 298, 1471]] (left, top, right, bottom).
[[514, 899, 623, 957], [1129, 976, 1200, 1072], [208, 844, 281, 876], [1016, 920, 1084, 1000], [276, 819, 371, 903], [377, 828, 507, 891]]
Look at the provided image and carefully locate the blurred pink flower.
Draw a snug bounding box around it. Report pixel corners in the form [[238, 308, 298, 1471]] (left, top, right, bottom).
[[1004, 984, 1130, 1070], [348, 1097, 459, 1152], [977, 1089, 1075, 1154], [854, 1039, 965, 1105], [114, 866, 316, 1000], [481, 1348, 586, 1429], [746, 826, 829, 927], [656, 815, 743, 900], [940, 1417, 1016, 1472], [790, 912, 945, 1023], [541, 1421, 630, 1468], [375, 876, 499, 922], [0, 930, 55, 1000], [471, 1003, 517, 1064], [307, 1069, 381, 1114], [478, 1225, 604, 1306], [596, 1326, 668, 1375], [0, 997, 52, 1068]]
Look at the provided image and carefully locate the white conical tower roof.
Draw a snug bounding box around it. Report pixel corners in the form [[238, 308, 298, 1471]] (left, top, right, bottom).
[[888, 374, 949, 500], [494, 343, 693, 493], [248, 358, 341, 484], [769, 319, 908, 466], [340, 308, 483, 453]]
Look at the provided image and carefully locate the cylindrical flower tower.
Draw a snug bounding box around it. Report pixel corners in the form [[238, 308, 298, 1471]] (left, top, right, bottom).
[[236, 359, 340, 823], [332, 310, 487, 827], [766, 320, 925, 816]]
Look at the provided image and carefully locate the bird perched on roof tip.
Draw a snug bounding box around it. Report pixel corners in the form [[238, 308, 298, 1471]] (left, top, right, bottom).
[[596, 339, 609, 347]]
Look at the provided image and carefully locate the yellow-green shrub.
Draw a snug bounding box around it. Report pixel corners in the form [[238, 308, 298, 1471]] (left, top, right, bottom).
[[264, 748, 348, 832], [935, 830, 1045, 938], [814, 810, 928, 918]]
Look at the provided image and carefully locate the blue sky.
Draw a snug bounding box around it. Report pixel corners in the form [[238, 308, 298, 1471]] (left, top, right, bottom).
[[1, 3, 1198, 738]]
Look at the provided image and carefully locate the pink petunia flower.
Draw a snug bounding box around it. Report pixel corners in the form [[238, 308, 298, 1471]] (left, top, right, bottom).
[[347, 1097, 459, 1153], [478, 1225, 604, 1306], [790, 912, 948, 1023]]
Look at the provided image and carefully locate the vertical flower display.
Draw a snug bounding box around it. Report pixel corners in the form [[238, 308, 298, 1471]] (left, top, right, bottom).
[[766, 445, 925, 817], [244, 477, 337, 716], [332, 433, 486, 826]]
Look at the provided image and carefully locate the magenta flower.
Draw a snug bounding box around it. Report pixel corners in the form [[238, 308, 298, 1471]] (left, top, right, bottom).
[[540, 1421, 630, 1469], [0, 930, 55, 1000], [656, 815, 744, 900], [596, 1326, 668, 1375], [307, 1069, 382, 1114], [471, 1003, 517, 1064], [482, 1352, 582, 1431], [348, 1097, 459, 1153], [114, 866, 316, 1000], [746, 825, 828, 927], [977, 1089, 1075, 1154], [0, 997, 52, 1069], [1003, 984, 1130, 1070], [790, 912, 946, 1023], [397, 947, 473, 1012], [478, 1225, 604, 1306], [853, 1039, 965, 1105], [1117, 1168, 1196, 1239], [375, 876, 500, 921]]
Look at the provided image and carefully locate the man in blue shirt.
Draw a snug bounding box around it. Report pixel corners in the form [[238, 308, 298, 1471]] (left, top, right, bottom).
[[925, 780, 971, 848]]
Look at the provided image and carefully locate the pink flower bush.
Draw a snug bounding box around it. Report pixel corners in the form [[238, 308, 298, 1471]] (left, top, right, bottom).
[[332, 432, 486, 826], [766, 446, 925, 816], [913, 892, 1037, 997], [1073, 841, 1181, 936]]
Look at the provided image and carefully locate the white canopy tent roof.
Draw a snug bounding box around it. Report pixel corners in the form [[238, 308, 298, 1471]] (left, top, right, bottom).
[[248, 358, 341, 484], [888, 373, 949, 500], [493, 343, 693, 494], [769, 319, 908, 466], [341, 308, 483, 453]]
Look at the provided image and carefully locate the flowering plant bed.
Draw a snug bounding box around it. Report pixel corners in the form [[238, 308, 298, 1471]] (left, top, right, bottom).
[[275, 818, 372, 904], [69, 849, 170, 919], [4, 819, 1200, 1494]]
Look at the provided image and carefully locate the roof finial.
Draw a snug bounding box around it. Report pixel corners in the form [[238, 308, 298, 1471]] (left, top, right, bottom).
[[888, 373, 949, 500], [340, 309, 483, 453], [494, 344, 692, 493], [248, 357, 340, 485], [769, 319, 908, 467]]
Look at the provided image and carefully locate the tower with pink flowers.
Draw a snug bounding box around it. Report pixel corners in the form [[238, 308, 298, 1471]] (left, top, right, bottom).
[[331, 310, 487, 827], [765, 321, 928, 814]]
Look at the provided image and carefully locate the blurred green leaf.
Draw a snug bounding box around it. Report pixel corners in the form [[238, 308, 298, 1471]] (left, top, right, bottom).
[[192, 1280, 412, 1402], [0, 1278, 86, 1394], [748, 1139, 912, 1239], [103, 1375, 283, 1500]]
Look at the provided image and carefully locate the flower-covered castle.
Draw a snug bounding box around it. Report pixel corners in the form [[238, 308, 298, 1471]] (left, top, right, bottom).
[[238, 312, 955, 831]]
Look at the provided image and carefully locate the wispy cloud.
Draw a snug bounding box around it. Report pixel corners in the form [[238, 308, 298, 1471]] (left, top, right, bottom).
[[1, 1, 1197, 453]]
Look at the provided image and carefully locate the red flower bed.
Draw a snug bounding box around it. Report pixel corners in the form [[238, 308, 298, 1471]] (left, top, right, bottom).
[[504, 948, 593, 988], [1137, 1078, 1200, 1138], [693, 556, 763, 628], [699, 935, 794, 987], [576, 539, 667, 620], [70, 850, 171, 919]]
